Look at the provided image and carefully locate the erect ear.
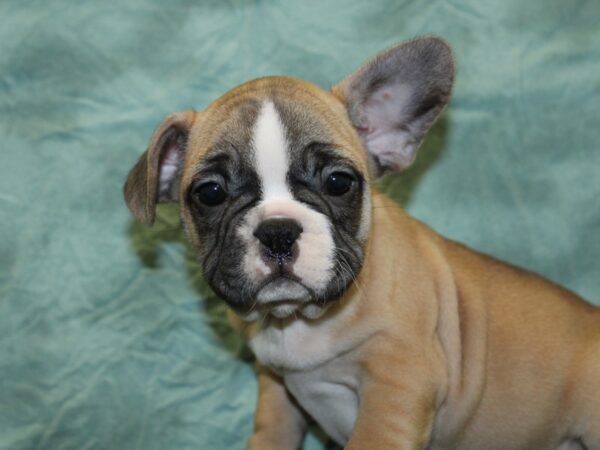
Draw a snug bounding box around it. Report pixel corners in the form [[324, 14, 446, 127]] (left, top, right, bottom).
[[332, 37, 454, 176], [123, 110, 197, 225]]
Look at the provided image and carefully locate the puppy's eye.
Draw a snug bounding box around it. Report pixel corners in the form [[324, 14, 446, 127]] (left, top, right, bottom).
[[324, 172, 354, 196], [194, 182, 227, 206]]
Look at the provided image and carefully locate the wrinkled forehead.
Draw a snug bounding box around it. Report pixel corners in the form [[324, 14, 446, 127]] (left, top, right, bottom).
[[182, 78, 367, 186]]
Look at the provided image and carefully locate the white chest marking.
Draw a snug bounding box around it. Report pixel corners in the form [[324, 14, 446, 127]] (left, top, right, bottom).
[[285, 359, 359, 446], [252, 100, 293, 201], [249, 316, 337, 371], [249, 317, 365, 446]]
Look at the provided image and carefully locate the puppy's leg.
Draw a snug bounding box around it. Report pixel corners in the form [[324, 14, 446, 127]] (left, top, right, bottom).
[[346, 384, 436, 450], [247, 365, 307, 450], [345, 355, 441, 450]]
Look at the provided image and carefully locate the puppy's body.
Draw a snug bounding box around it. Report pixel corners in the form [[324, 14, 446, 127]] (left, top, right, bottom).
[[245, 193, 600, 449], [124, 38, 600, 449]]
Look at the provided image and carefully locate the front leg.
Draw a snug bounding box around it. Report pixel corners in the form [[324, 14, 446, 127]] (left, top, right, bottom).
[[248, 365, 308, 450], [346, 353, 442, 450]]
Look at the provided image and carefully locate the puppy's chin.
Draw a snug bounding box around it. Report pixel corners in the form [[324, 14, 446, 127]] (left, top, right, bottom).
[[239, 278, 332, 321], [256, 278, 310, 303]]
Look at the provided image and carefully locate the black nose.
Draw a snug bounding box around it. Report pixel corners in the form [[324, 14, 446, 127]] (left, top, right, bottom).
[[253, 218, 303, 259]]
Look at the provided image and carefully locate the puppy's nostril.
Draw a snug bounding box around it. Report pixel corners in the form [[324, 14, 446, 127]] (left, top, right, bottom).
[[253, 218, 303, 258]]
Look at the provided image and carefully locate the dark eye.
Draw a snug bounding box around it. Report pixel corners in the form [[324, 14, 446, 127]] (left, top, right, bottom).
[[193, 182, 227, 206], [324, 172, 354, 196]]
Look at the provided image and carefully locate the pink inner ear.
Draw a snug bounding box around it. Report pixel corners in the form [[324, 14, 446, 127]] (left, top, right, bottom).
[[366, 86, 409, 128], [359, 82, 417, 171], [159, 147, 180, 184], [365, 130, 416, 171], [157, 138, 184, 201]]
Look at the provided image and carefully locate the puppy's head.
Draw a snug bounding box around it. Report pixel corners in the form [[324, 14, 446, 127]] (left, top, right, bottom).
[[124, 37, 454, 320]]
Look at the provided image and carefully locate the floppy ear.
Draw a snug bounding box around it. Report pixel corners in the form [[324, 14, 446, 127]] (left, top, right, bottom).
[[123, 111, 197, 225], [332, 37, 454, 176]]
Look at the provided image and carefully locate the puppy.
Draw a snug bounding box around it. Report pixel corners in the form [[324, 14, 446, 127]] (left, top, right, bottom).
[[123, 37, 600, 450]]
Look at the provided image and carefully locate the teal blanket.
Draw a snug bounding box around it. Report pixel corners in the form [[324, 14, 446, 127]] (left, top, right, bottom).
[[1, 1, 599, 449]]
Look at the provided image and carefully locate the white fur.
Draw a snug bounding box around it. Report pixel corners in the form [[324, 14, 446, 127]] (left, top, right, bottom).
[[249, 310, 372, 446], [249, 311, 356, 370], [256, 279, 309, 303], [285, 361, 359, 446], [252, 100, 293, 201], [238, 218, 272, 280]]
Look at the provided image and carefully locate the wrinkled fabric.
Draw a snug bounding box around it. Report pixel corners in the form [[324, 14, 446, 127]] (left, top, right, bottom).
[[0, 1, 599, 449]]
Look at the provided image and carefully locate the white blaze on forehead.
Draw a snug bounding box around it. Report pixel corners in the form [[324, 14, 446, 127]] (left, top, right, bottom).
[[252, 100, 293, 200], [236, 99, 338, 320]]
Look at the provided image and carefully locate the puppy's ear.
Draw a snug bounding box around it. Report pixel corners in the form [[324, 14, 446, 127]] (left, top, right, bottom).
[[332, 37, 454, 176], [123, 111, 197, 225]]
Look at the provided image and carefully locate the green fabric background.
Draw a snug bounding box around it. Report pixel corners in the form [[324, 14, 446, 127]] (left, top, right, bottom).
[[1, 1, 599, 449]]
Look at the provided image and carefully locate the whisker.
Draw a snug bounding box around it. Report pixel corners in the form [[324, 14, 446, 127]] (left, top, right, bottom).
[[335, 250, 367, 301]]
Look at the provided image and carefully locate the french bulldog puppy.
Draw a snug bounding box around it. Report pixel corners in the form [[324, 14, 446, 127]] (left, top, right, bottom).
[[123, 37, 600, 450]]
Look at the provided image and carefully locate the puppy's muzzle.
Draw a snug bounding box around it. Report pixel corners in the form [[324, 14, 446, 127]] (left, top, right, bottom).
[[253, 218, 303, 269]]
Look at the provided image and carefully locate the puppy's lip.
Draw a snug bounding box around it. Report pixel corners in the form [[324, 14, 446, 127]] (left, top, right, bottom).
[[256, 277, 311, 304]]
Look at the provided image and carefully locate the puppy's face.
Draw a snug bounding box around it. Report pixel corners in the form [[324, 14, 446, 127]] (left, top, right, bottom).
[[124, 38, 454, 320], [182, 83, 370, 320]]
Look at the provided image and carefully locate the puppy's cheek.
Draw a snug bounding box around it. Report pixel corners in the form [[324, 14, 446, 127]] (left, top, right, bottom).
[[294, 216, 335, 291], [237, 209, 273, 283], [244, 240, 272, 280]]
